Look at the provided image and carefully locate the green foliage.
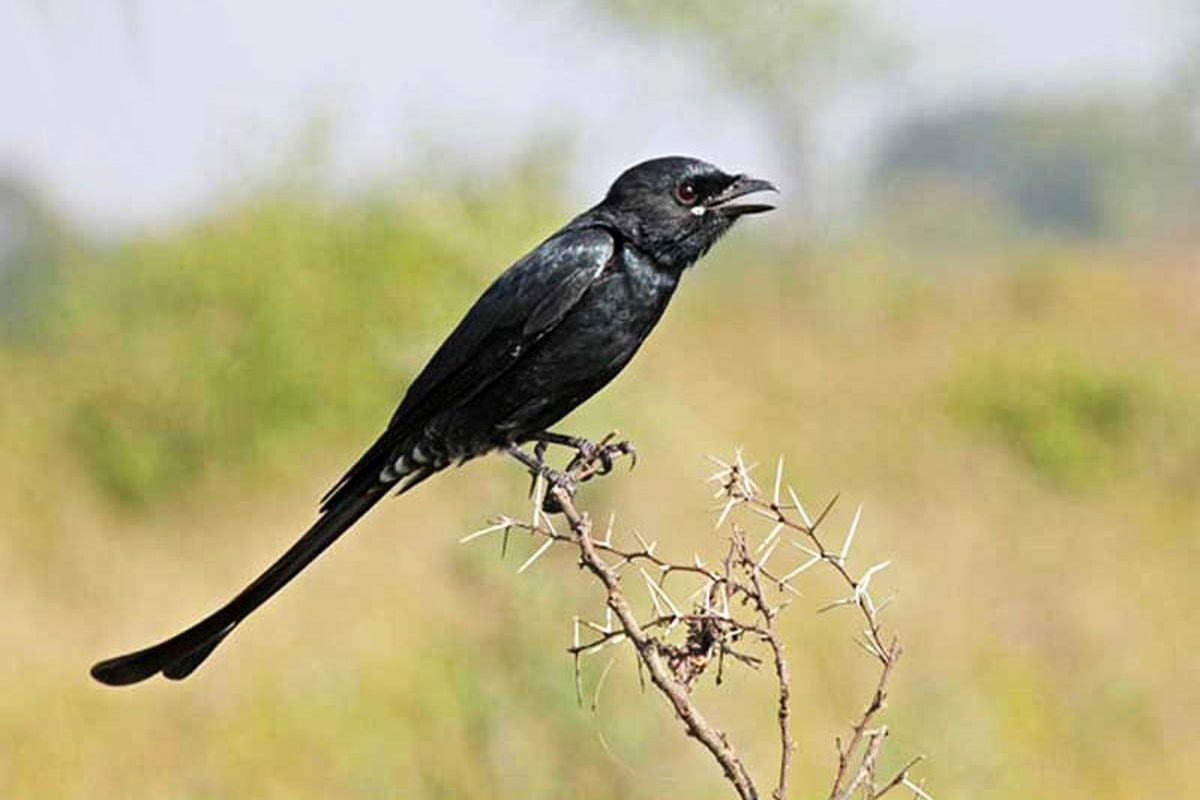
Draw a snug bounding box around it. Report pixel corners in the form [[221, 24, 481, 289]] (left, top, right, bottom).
[[4, 162, 566, 508], [949, 351, 1146, 485]]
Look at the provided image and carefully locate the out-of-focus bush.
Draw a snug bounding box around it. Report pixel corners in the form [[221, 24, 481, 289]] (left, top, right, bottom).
[[948, 342, 1200, 489], [949, 352, 1144, 485], [1, 157, 566, 508]]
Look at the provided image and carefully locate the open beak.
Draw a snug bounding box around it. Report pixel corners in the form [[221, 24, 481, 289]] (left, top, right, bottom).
[[709, 174, 778, 217]]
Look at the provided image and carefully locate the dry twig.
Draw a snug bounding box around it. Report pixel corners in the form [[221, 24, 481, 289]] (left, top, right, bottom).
[[462, 444, 933, 800]]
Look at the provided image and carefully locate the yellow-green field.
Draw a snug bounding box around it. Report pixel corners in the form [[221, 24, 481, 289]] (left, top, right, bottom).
[[3, 176, 1197, 798]]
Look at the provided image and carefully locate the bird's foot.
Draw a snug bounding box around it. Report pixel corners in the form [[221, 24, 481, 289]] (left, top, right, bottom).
[[510, 432, 635, 513], [567, 435, 637, 479], [505, 444, 579, 511], [532, 430, 637, 480]]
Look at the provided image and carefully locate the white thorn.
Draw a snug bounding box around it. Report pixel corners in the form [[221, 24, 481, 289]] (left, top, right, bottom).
[[517, 537, 555, 573], [790, 540, 820, 559], [903, 777, 935, 800], [705, 454, 732, 470], [778, 554, 821, 583], [853, 634, 884, 660], [773, 456, 784, 506], [746, 503, 783, 522], [707, 468, 733, 483], [531, 473, 545, 530], [757, 522, 785, 553], [787, 485, 814, 528], [631, 529, 656, 556], [855, 560, 891, 599], [755, 535, 782, 576], [818, 597, 858, 614], [715, 497, 737, 529], [840, 504, 863, 562], [641, 568, 682, 619], [586, 634, 625, 655], [458, 520, 510, 544], [644, 575, 665, 616]]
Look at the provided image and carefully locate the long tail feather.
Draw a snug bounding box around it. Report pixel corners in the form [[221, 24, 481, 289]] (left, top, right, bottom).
[[91, 485, 389, 686]]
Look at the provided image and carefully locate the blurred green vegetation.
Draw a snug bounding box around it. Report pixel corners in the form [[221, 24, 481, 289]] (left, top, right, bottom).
[[2, 157, 1198, 800], [949, 352, 1170, 485], [2, 155, 566, 508]]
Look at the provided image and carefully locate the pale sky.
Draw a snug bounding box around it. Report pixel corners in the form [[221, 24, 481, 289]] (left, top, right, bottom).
[[0, 0, 1186, 230]]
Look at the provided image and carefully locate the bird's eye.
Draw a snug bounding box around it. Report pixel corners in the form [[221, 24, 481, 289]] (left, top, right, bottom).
[[676, 181, 698, 205]]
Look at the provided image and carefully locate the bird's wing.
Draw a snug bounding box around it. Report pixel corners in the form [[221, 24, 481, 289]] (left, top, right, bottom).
[[394, 225, 615, 423], [320, 225, 615, 509]]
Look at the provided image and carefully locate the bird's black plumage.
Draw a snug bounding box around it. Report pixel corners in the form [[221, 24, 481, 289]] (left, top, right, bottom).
[[90, 156, 776, 686]]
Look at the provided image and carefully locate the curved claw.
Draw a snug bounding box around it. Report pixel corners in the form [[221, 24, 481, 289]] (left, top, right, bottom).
[[603, 440, 636, 472], [620, 441, 637, 471]]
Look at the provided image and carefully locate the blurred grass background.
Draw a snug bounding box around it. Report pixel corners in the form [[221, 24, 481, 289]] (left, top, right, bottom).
[[3, 1, 1200, 798]]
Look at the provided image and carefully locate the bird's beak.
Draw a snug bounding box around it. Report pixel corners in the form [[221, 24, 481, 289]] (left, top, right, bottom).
[[709, 175, 778, 216]]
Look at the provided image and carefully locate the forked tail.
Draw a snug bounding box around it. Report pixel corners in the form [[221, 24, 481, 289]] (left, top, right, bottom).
[[91, 485, 390, 686]]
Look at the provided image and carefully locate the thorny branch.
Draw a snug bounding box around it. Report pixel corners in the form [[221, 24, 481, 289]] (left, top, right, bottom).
[[461, 443, 934, 800]]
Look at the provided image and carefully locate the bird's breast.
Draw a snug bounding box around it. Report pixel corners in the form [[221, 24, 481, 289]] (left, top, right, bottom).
[[580, 248, 677, 345]]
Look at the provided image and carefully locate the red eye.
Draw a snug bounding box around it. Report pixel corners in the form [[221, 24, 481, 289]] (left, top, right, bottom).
[[676, 181, 698, 204]]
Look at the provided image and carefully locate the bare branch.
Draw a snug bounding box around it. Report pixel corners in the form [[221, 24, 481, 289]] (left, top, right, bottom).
[[466, 443, 933, 800]]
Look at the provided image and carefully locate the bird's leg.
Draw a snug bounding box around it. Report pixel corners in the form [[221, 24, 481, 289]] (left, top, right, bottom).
[[505, 444, 578, 509], [530, 430, 598, 456]]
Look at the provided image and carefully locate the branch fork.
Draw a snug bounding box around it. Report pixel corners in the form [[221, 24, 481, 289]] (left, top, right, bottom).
[[462, 442, 933, 800]]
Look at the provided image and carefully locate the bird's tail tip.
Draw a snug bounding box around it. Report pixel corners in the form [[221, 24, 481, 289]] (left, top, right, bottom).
[[90, 626, 234, 686], [90, 652, 161, 686]]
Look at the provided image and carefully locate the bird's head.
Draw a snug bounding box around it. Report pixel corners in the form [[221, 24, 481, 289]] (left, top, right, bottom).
[[599, 156, 777, 271]]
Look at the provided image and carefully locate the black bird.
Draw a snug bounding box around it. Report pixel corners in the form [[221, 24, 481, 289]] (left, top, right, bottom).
[[90, 156, 776, 686]]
